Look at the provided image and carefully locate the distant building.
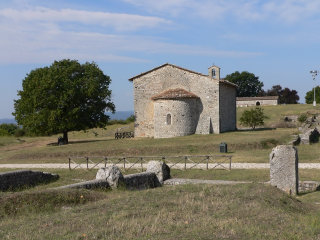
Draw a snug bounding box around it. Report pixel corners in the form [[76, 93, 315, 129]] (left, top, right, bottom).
[[236, 96, 279, 107], [129, 63, 237, 138]]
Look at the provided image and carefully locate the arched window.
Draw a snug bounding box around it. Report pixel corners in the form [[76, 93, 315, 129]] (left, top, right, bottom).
[[256, 101, 260, 106], [166, 114, 171, 125], [212, 69, 216, 77]]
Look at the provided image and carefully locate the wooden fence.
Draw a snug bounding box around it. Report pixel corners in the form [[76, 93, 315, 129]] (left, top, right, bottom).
[[68, 155, 232, 171]]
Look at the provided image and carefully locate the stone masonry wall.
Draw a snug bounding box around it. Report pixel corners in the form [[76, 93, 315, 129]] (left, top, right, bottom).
[[133, 65, 220, 138], [237, 99, 278, 107], [154, 98, 200, 138], [219, 83, 237, 132]]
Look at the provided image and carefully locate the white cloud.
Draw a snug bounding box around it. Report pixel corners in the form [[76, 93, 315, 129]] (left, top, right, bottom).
[[123, 0, 320, 23], [0, 7, 171, 31]]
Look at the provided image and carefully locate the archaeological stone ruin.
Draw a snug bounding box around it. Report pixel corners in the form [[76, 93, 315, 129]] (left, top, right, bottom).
[[0, 170, 59, 191], [58, 161, 171, 191], [270, 145, 299, 195]]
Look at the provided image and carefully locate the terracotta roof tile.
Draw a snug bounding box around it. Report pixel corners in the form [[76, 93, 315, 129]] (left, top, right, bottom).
[[151, 88, 199, 101]]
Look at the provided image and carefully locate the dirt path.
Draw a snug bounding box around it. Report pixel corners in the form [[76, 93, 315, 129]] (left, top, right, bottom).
[[0, 139, 53, 152]]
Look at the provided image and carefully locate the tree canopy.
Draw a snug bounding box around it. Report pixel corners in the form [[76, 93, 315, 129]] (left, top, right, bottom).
[[239, 107, 268, 129], [305, 86, 320, 104], [265, 85, 299, 104], [224, 71, 264, 97], [13, 59, 115, 143]]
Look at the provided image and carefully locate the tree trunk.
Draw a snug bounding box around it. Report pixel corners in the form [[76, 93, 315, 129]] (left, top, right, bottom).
[[63, 131, 69, 144]]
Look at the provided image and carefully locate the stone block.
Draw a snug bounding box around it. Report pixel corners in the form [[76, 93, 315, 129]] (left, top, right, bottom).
[[96, 165, 125, 189], [124, 172, 161, 190], [0, 170, 59, 191], [270, 145, 298, 195], [299, 128, 320, 144], [146, 161, 170, 184], [56, 179, 110, 190]]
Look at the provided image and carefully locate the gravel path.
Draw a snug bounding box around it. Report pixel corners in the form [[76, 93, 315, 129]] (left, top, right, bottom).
[[164, 178, 251, 185], [0, 163, 320, 169]]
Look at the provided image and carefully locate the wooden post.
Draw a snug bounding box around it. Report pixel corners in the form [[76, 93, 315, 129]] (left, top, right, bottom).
[[185, 156, 187, 170], [104, 157, 107, 168], [86, 157, 89, 169], [123, 157, 126, 170], [69, 157, 71, 170], [206, 156, 209, 170], [229, 156, 232, 170], [141, 157, 143, 171]]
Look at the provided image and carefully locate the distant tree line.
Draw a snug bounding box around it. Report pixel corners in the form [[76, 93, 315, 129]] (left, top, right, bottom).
[[106, 115, 135, 125], [225, 71, 300, 104], [0, 124, 25, 137]]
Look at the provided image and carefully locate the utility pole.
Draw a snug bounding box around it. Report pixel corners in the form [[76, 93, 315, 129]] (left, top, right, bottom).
[[310, 70, 318, 106]]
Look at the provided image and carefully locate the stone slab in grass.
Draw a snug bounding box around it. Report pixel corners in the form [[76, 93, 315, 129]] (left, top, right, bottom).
[[270, 145, 299, 195]]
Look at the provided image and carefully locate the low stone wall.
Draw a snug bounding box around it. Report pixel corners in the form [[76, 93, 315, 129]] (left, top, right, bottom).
[[0, 170, 59, 191]]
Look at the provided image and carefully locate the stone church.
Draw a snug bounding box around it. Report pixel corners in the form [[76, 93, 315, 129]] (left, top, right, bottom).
[[129, 63, 237, 138]]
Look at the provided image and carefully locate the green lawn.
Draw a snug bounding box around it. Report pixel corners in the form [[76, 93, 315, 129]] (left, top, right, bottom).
[[0, 104, 319, 164]]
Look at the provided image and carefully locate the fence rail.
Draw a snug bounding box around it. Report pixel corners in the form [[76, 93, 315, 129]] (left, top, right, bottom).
[[68, 155, 232, 171]]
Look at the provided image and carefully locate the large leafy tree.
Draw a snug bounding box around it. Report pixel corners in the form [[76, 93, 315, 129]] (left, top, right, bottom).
[[224, 71, 264, 97], [266, 85, 299, 104], [305, 86, 320, 104], [13, 59, 115, 144]]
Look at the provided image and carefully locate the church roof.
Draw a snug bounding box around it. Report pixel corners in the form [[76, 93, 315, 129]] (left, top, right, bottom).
[[151, 88, 199, 101], [128, 63, 237, 88], [129, 63, 207, 81]]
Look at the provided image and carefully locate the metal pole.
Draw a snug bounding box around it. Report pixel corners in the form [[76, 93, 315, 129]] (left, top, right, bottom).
[[123, 157, 126, 170], [229, 157, 232, 170], [310, 70, 318, 106], [314, 83, 316, 107], [69, 157, 71, 170]]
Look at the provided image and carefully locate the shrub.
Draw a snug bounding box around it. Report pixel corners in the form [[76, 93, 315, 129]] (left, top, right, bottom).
[[240, 107, 268, 129], [298, 113, 308, 123], [14, 129, 26, 137], [0, 123, 18, 135], [0, 129, 10, 136]]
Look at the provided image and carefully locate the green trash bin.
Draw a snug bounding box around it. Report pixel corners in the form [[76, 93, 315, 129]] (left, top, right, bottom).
[[220, 142, 227, 153]]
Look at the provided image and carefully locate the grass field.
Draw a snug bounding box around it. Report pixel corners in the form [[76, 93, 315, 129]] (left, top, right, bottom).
[[1, 182, 320, 239], [1, 102, 320, 240], [0, 105, 320, 164]]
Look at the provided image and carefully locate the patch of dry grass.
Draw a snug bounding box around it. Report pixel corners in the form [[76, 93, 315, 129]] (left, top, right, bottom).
[[0, 184, 319, 239]]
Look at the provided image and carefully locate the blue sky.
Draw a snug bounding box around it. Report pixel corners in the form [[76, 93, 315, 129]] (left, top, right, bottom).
[[1, 0, 320, 118]]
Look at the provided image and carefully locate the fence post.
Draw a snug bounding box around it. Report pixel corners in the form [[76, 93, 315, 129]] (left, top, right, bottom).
[[86, 157, 89, 170], [123, 157, 126, 170], [229, 156, 232, 170], [206, 156, 209, 170], [140, 157, 143, 171], [184, 156, 187, 170], [104, 157, 107, 168], [69, 157, 71, 170]]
